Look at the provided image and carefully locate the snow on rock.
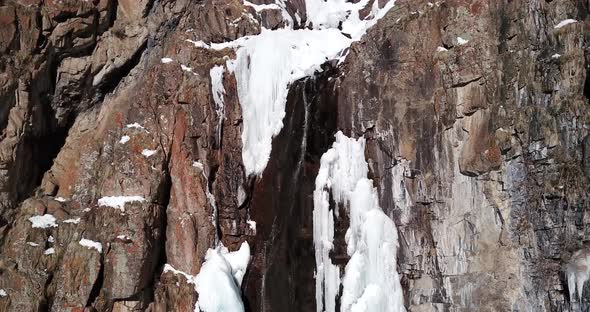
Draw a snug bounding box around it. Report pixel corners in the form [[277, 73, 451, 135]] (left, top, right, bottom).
[[161, 57, 174, 63], [28, 214, 58, 228], [0, 289, 6, 297], [142, 149, 157, 157], [554, 19, 577, 29], [457, 36, 469, 45], [119, 135, 130, 144], [305, 0, 397, 40], [552, 53, 561, 59], [243, 0, 281, 12], [436, 46, 448, 52], [79, 238, 102, 253], [125, 123, 148, 132], [163, 264, 195, 283], [195, 242, 251, 312], [313, 131, 404, 312], [27, 242, 40, 247], [192, 160, 204, 170], [55, 196, 67, 202], [98, 195, 145, 212], [247, 219, 257, 232], [48, 235, 55, 243], [44, 248, 55, 255], [63, 218, 81, 224]]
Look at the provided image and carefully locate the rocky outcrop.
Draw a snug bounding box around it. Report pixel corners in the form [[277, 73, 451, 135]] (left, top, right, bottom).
[[0, 0, 589, 311]]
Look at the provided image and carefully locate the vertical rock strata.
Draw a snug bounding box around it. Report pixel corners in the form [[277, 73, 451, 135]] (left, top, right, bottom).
[[0, 0, 588, 311]]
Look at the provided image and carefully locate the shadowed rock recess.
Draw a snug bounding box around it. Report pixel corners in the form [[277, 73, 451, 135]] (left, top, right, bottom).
[[1, 0, 590, 311]]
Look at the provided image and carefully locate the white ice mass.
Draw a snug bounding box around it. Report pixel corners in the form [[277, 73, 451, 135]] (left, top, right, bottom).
[[142, 149, 158, 157], [119, 135, 130, 144], [98, 195, 145, 212], [313, 132, 404, 312], [554, 19, 577, 29], [28, 214, 58, 228], [162, 242, 251, 312], [195, 242, 251, 312]]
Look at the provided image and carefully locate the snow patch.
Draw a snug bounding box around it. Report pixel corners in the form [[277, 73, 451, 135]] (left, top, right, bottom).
[[195, 242, 251, 312], [55, 196, 67, 202], [436, 46, 448, 52], [243, 0, 280, 12], [161, 57, 174, 63], [0, 289, 6, 297], [98, 196, 145, 212], [48, 235, 55, 243], [126, 123, 148, 132], [555, 19, 577, 29], [551, 53, 561, 59], [63, 218, 81, 224], [44, 248, 55, 255], [163, 264, 195, 283], [457, 36, 469, 45], [313, 131, 404, 312], [79, 238, 102, 253], [119, 135, 130, 144], [246, 219, 257, 233], [142, 149, 157, 157], [192, 161, 204, 170], [117, 234, 131, 241], [27, 242, 40, 247], [305, 0, 397, 40], [28, 214, 58, 229]]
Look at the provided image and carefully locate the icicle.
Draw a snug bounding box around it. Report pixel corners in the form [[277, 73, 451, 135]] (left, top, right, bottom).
[[313, 131, 405, 312]]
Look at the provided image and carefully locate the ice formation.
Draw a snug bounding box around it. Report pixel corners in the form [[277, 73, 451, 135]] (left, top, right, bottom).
[[162, 242, 251, 312], [195, 242, 251, 312], [210, 65, 226, 145], [190, 0, 396, 176], [313, 131, 404, 312], [567, 248, 590, 303]]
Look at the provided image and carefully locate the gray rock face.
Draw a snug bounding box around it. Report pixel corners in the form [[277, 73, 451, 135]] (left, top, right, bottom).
[[0, 0, 589, 311]]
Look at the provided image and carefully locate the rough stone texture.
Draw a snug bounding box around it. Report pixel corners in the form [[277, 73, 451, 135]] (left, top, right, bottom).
[[0, 0, 589, 311]]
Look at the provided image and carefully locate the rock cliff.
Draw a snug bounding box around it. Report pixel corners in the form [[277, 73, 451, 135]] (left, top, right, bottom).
[[0, 0, 589, 311]]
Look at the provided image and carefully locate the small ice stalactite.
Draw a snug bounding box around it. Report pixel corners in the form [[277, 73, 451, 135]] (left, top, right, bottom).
[[210, 65, 226, 148], [567, 248, 590, 304]]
